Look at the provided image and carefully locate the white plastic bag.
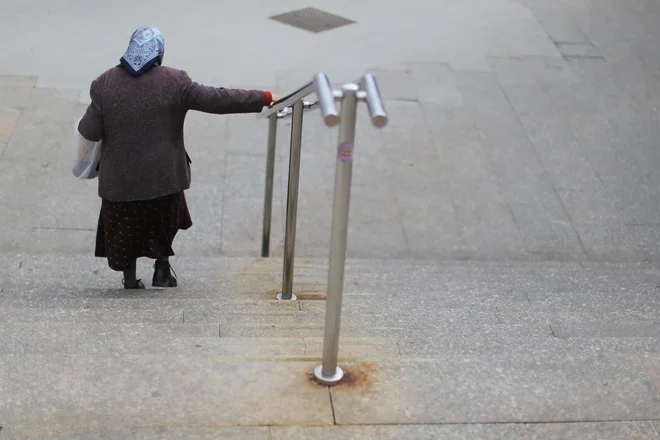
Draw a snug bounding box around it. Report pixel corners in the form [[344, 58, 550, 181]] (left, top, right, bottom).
[[72, 117, 102, 179]]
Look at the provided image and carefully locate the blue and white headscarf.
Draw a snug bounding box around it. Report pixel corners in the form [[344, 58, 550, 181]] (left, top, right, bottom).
[[119, 26, 165, 77]]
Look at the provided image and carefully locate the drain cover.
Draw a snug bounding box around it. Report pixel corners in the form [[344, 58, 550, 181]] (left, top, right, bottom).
[[270, 7, 355, 33]]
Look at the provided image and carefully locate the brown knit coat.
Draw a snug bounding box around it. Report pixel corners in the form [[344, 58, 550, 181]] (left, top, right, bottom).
[[78, 66, 265, 202]]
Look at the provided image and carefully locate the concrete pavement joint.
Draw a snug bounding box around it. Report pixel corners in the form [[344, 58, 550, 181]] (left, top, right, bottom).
[[328, 387, 337, 425], [501, 83, 585, 256], [0, 107, 23, 159]]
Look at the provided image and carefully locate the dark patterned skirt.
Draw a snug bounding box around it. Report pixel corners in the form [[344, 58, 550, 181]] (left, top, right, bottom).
[[95, 192, 193, 271]]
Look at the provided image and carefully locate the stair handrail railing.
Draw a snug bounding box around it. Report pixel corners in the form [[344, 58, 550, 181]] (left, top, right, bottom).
[[313, 75, 388, 385], [259, 73, 339, 302], [258, 73, 388, 385]]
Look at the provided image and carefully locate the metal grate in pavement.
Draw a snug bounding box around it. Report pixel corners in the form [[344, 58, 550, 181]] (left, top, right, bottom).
[[270, 7, 356, 33]]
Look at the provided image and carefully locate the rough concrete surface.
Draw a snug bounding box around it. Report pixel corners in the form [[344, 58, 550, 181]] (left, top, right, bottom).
[[2, 0, 660, 438]]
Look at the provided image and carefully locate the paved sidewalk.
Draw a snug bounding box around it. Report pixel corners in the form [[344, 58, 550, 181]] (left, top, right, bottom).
[[1, 0, 660, 438], [1, 0, 660, 261]]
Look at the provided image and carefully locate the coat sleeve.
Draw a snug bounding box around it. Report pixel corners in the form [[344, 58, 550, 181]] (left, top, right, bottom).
[[78, 78, 104, 142], [180, 72, 266, 114]]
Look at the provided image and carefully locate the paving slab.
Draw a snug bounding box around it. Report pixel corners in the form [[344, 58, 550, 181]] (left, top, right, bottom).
[[224, 153, 286, 200], [16, 322, 219, 355], [378, 100, 465, 258], [2, 426, 271, 440], [0, 86, 35, 111], [552, 323, 660, 339], [0, 107, 21, 144], [217, 153, 286, 256], [331, 348, 660, 424], [0, 75, 38, 87], [181, 145, 227, 189], [534, 12, 591, 45], [0, 206, 34, 252], [566, 111, 645, 198], [566, 57, 646, 119], [272, 422, 660, 440], [221, 196, 285, 257], [609, 61, 660, 120], [497, 301, 660, 327], [455, 72, 585, 257], [7, 254, 660, 302], [408, 62, 464, 106], [557, 43, 603, 59], [499, 84, 642, 259], [500, 85, 597, 191], [219, 320, 552, 340], [640, 353, 660, 392], [27, 228, 96, 255], [10, 421, 659, 439], [174, 186, 225, 258], [32, 179, 100, 231], [491, 56, 577, 86], [0, 354, 333, 427], [628, 225, 660, 262], [303, 337, 400, 358], [0, 298, 303, 318], [423, 105, 527, 258], [364, 69, 417, 101]]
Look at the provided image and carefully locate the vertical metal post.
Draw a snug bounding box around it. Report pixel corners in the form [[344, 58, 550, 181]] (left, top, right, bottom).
[[261, 115, 277, 258], [314, 84, 359, 385], [277, 100, 304, 301]]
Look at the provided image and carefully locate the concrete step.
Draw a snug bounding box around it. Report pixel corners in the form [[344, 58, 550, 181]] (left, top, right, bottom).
[[0, 354, 334, 428], [0, 304, 556, 344], [1, 322, 218, 355], [0, 300, 303, 323], [7, 421, 660, 440], [0, 315, 561, 356], [4, 256, 660, 344], [5, 254, 659, 296], [6, 258, 660, 305], [0, 317, 405, 357], [217, 324, 554, 340], [2, 338, 660, 430], [159, 337, 401, 360]]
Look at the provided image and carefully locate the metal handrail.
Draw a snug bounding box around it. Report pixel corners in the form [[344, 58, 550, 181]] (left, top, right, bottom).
[[260, 73, 340, 304], [261, 81, 313, 117], [259, 73, 388, 386], [361, 74, 388, 127], [276, 101, 317, 119], [261, 73, 340, 127]]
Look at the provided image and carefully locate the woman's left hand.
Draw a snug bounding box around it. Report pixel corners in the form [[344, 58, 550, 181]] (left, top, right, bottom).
[[269, 94, 281, 108]]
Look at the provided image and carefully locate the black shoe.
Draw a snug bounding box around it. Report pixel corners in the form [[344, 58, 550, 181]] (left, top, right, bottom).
[[123, 279, 145, 289], [152, 260, 178, 287]]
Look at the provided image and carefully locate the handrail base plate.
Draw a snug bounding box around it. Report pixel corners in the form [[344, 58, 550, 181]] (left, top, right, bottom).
[[313, 365, 344, 386]]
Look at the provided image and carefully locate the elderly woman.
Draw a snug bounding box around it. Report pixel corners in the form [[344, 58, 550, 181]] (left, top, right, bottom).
[[78, 26, 278, 289]]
